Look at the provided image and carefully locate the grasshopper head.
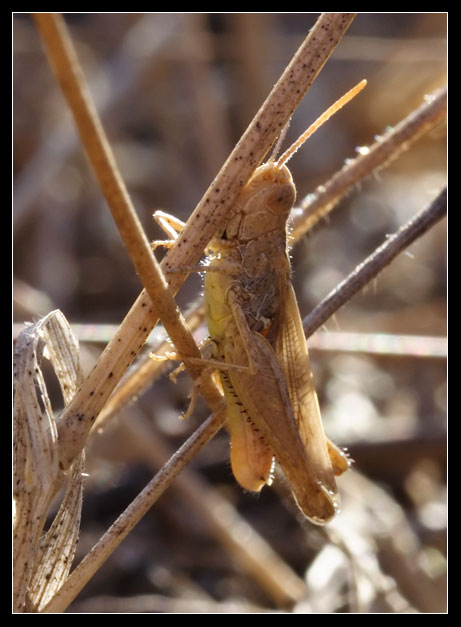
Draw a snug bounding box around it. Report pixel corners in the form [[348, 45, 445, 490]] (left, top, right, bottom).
[[225, 162, 296, 242], [222, 80, 368, 244]]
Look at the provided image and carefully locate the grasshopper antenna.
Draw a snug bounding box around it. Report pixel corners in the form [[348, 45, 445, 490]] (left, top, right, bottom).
[[276, 79, 367, 168]]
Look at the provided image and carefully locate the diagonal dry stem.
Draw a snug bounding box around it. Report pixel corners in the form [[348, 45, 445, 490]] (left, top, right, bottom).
[[34, 12, 226, 471], [302, 186, 447, 338], [42, 407, 227, 613], [291, 86, 447, 240], [34, 12, 357, 471]]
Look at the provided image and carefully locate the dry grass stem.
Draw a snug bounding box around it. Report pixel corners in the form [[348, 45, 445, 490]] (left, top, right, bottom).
[[14, 15, 183, 230], [291, 86, 447, 240], [302, 186, 447, 338], [33, 13, 226, 471], [42, 407, 227, 613], [116, 413, 308, 606]]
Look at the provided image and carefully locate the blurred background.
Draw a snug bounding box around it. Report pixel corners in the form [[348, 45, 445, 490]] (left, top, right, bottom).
[[13, 13, 446, 613]]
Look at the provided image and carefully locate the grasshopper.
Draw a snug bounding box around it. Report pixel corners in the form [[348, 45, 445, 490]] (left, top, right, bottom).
[[155, 80, 366, 524]]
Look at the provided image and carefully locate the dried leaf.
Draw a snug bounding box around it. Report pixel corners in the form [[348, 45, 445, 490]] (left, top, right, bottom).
[[13, 310, 84, 612]]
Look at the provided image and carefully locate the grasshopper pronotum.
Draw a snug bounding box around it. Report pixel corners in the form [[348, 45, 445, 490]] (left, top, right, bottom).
[[155, 80, 366, 524]]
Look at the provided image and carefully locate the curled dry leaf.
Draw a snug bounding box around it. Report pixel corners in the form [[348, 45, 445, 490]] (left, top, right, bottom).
[[13, 310, 84, 612]]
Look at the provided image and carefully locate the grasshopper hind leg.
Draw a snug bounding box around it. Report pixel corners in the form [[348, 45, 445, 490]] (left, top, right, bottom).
[[220, 372, 274, 492]]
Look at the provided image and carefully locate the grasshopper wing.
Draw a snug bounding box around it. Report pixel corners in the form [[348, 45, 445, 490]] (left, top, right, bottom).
[[224, 328, 337, 524], [276, 284, 342, 494]]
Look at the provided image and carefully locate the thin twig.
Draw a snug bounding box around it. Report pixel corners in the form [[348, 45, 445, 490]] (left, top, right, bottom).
[[120, 413, 309, 606], [14, 15, 182, 230], [42, 407, 227, 613], [302, 187, 447, 338], [291, 86, 447, 240], [34, 12, 224, 471]]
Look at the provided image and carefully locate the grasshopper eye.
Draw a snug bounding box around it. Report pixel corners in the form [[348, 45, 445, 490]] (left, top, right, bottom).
[[267, 184, 296, 214]]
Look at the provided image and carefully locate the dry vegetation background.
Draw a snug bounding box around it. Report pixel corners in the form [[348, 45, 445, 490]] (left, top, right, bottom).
[[13, 13, 446, 613]]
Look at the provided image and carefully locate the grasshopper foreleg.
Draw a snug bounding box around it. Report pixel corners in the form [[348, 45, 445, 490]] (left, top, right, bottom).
[[152, 210, 227, 256], [150, 339, 252, 384], [151, 210, 187, 249]]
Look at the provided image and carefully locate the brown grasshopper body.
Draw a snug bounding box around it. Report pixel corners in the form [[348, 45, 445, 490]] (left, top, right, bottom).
[[204, 82, 366, 523], [205, 162, 343, 523], [154, 80, 365, 524]]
